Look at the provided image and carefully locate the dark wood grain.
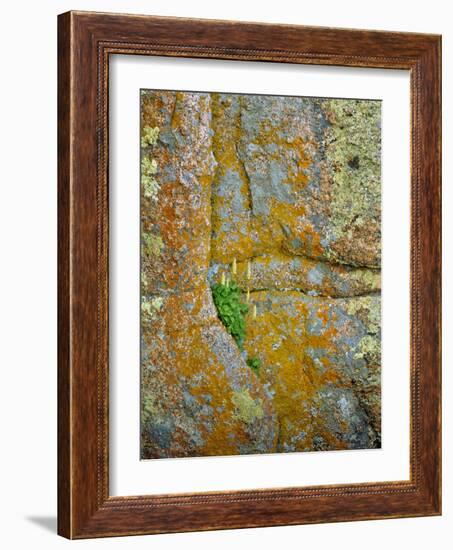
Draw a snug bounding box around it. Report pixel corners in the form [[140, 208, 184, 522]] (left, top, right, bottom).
[[57, 11, 71, 538], [57, 10, 442, 539]]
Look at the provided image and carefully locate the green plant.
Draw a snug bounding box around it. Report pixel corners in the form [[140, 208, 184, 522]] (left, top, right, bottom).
[[246, 357, 261, 375], [211, 281, 248, 350]]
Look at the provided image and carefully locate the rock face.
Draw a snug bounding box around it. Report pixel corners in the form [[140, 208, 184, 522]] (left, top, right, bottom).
[[210, 94, 381, 268], [243, 292, 380, 451], [140, 89, 381, 458], [140, 91, 277, 458]]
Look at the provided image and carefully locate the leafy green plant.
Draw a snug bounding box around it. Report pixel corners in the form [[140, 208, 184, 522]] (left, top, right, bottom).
[[246, 357, 261, 375], [211, 281, 248, 350]]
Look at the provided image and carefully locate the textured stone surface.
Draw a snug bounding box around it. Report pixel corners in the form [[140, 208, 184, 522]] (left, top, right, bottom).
[[140, 89, 381, 458], [140, 91, 277, 458], [141, 316, 278, 458], [243, 292, 380, 451], [210, 94, 381, 268], [208, 254, 380, 298]]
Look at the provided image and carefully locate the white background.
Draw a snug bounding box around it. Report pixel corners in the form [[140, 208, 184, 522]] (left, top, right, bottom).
[[0, 0, 450, 548], [110, 57, 410, 495]]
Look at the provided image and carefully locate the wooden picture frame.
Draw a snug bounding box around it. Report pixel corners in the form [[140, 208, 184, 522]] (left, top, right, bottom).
[[58, 10, 441, 539]]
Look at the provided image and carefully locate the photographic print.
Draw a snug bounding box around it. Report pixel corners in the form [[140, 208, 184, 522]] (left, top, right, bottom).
[[140, 90, 381, 459], [58, 13, 441, 537]]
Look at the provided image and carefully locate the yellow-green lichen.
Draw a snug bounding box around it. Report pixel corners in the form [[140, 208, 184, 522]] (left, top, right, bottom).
[[354, 334, 380, 361], [232, 389, 264, 424], [350, 269, 380, 291], [142, 233, 164, 258], [141, 126, 160, 148], [141, 157, 160, 201], [142, 394, 158, 425], [142, 157, 157, 176], [345, 301, 361, 317], [141, 296, 164, 320], [345, 296, 380, 334]]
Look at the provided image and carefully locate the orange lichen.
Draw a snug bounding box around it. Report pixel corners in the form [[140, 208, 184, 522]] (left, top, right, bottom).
[[244, 292, 351, 451], [141, 92, 175, 134], [142, 316, 277, 457]]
